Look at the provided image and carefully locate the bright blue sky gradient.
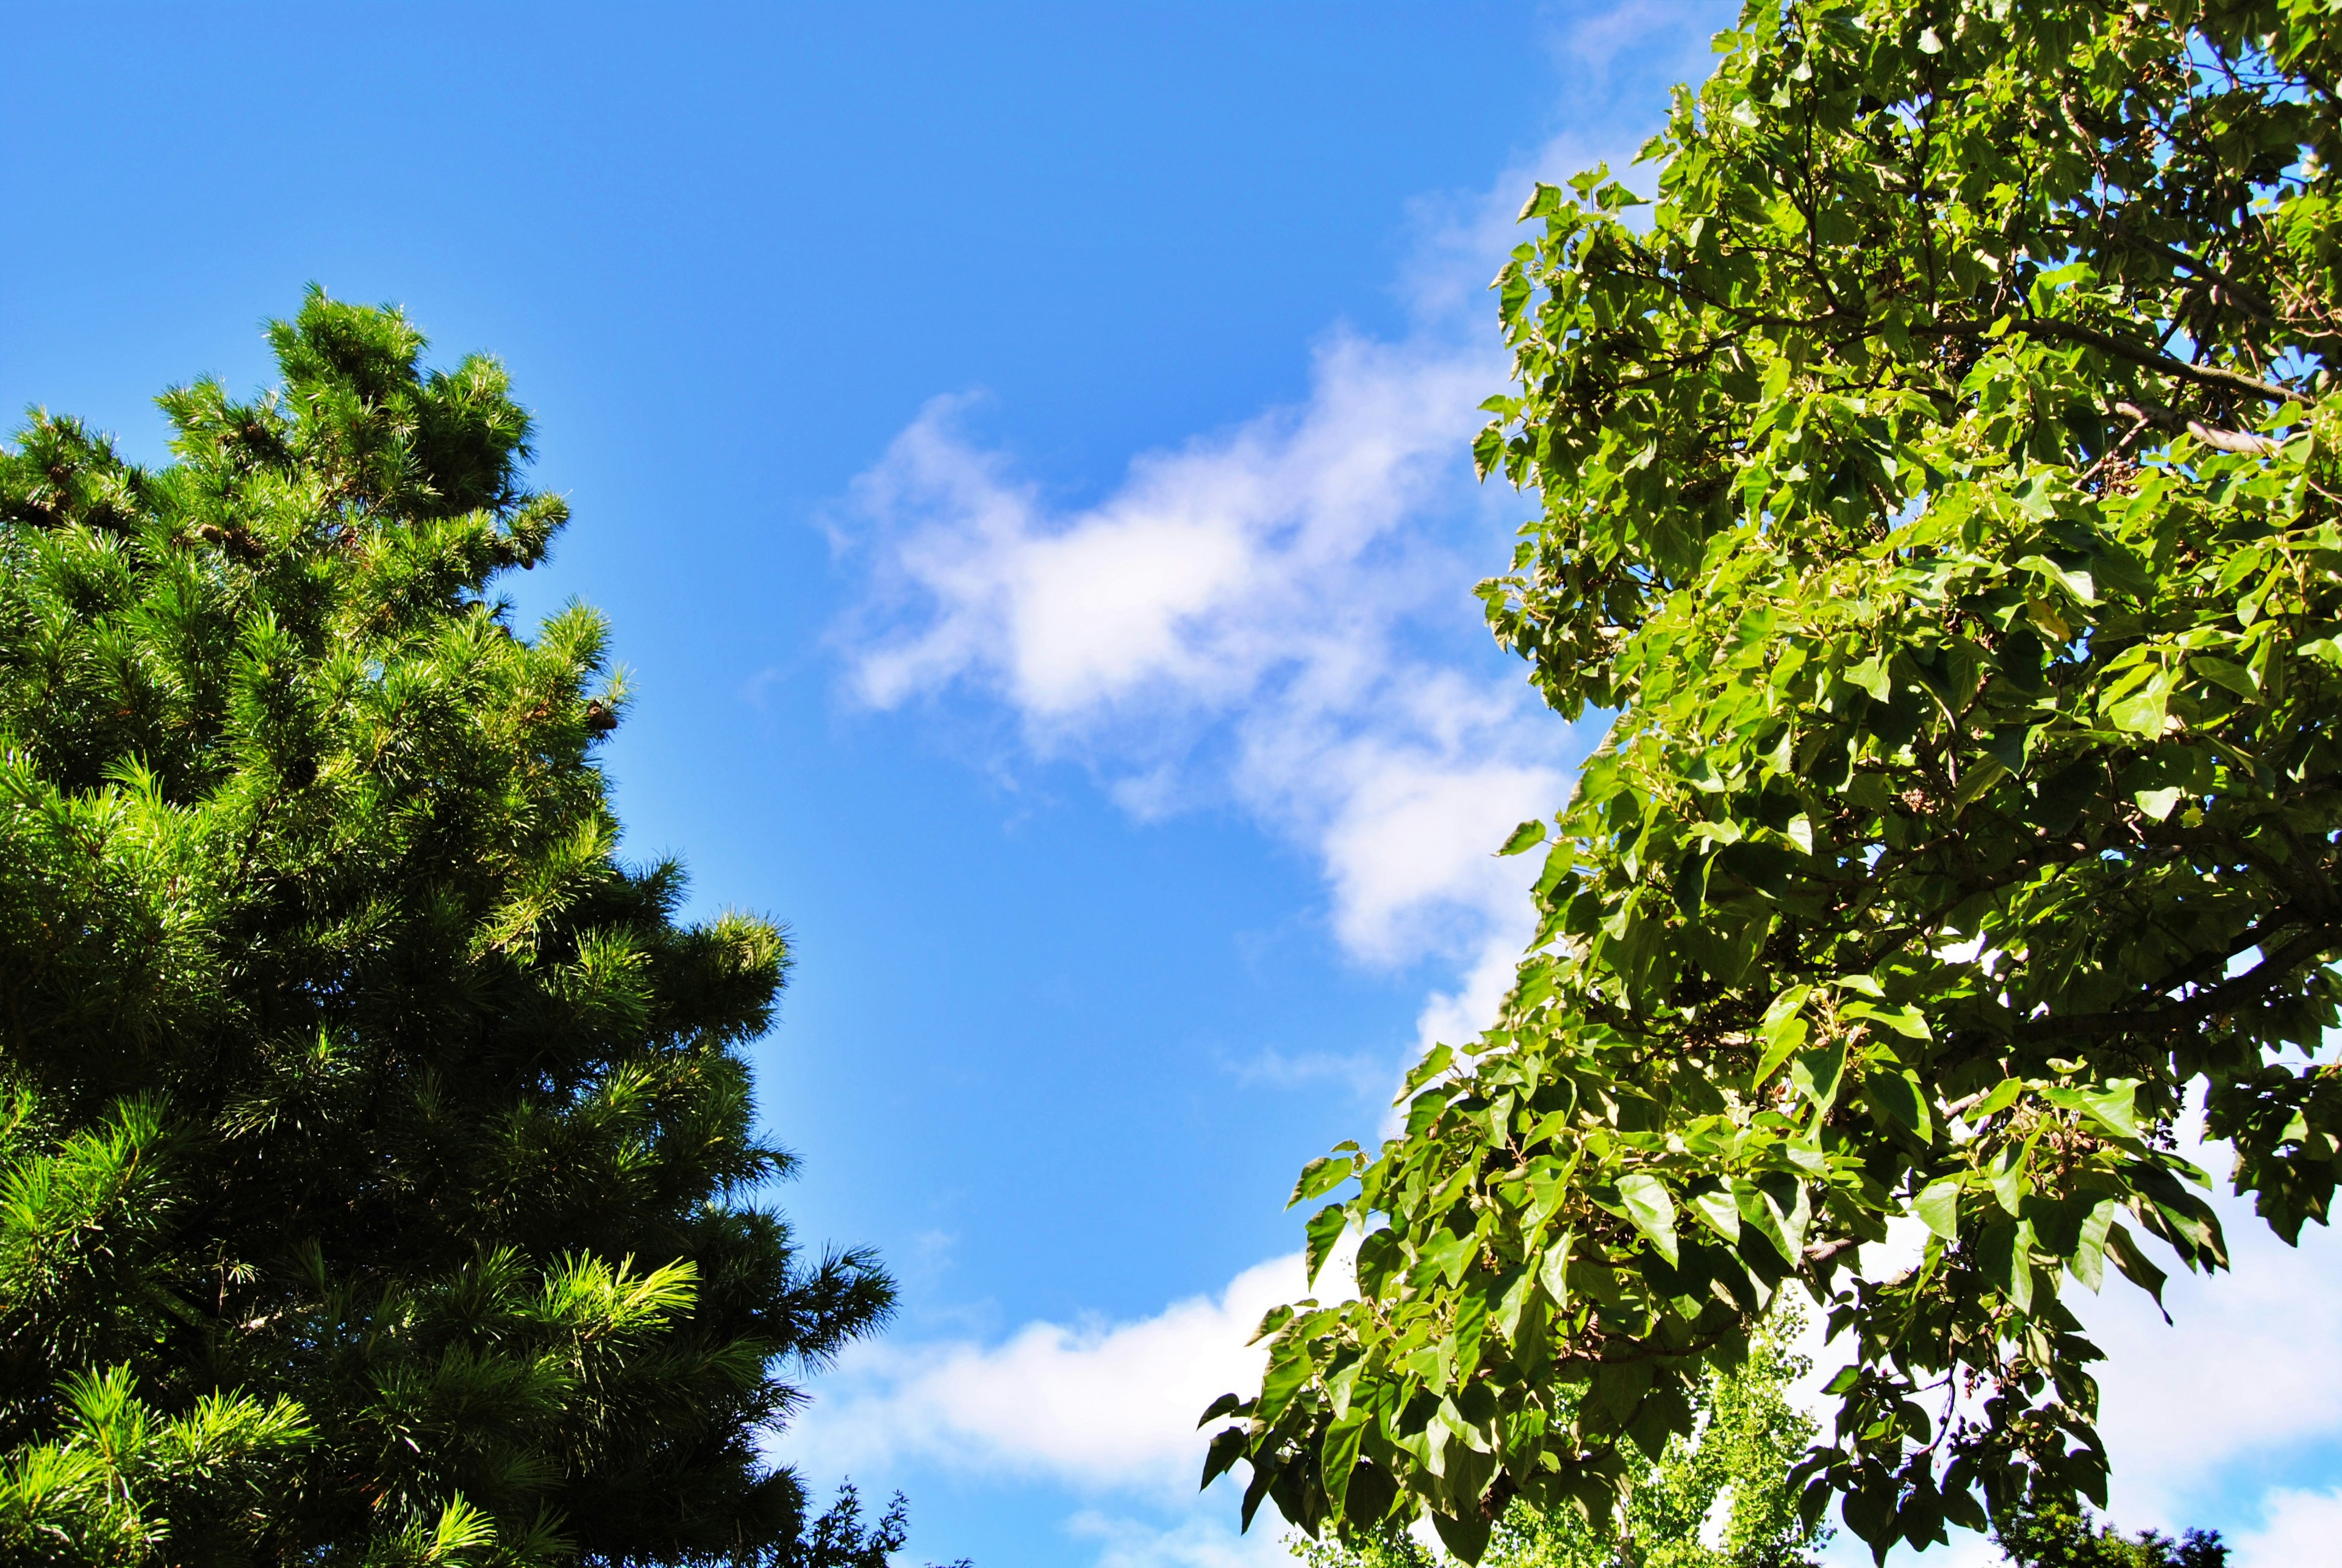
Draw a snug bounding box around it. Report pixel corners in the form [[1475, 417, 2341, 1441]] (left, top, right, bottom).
[[4, 7, 2336, 1567]]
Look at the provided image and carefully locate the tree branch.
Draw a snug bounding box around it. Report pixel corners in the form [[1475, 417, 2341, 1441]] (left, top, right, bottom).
[[2111, 398, 2277, 457], [2019, 317, 2301, 404], [2019, 922, 2342, 1043]]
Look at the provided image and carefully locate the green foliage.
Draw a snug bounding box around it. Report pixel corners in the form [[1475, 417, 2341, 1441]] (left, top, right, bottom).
[[1993, 1499, 2225, 1568], [1291, 1316, 1827, 1568], [0, 290, 897, 1564], [1214, 0, 2342, 1560]]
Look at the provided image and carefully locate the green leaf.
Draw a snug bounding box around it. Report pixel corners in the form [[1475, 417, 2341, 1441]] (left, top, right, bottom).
[[1842, 1000, 1931, 1040], [1790, 1042, 1847, 1112], [1499, 819, 1548, 856], [2105, 668, 2175, 737], [1288, 1155, 1352, 1208], [1972, 1079, 2023, 1120], [1196, 1392, 1244, 1428], [1538, 1228, 1574, 1308], [1201, 1424, 1248, 1490], [2046, 1079, 2142, 1140], [1305, 1203, 1348, 1286], [1734, 1173, 1811, 1263], [2070, 1198, 2118, 1292], [1617, 1172, 1679, 1265], [1845, 655, 1891, 700], [1256, 1346, 1314, 1425], [1322, 1409, 1370, 1517], [1421, 1226, 1475, 1287], [1915, 1177, 1963, 1240], [1248, 1305, 1293, 1345], [2191, 654, 2258, 697], [1431, 1505, 1492, 1565], [2105, 1223, 2171, 1319], [1864, 1067, 1932, 1143], [1400, 1045, 1454, 1101], [1753, 984, 1814, 1088], [1691, 1186, 1741, 1242]]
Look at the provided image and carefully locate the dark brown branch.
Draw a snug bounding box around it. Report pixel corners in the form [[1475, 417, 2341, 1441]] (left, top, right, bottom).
[[2019, 317, 2301, 404]]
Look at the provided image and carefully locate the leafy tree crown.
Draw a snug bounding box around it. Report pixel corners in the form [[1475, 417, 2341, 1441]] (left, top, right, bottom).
[[1211, 0, 2342, 1560]]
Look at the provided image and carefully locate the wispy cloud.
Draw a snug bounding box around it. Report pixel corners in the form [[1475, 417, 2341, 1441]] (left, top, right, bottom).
[[829, 141, 1610, 1060]]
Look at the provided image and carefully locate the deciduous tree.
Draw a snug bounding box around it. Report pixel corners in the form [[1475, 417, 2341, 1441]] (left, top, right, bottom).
[[1211, 0, 2342, 1558]]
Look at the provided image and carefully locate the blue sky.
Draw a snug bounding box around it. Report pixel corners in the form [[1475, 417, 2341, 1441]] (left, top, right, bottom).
[[4, 7, 2338, 1567]]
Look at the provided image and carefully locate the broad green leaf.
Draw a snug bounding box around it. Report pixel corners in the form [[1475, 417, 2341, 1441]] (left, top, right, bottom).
[[1499, 819, 1548, 856], [1753, 984, 1814, 1088], [1845, 656, 1891, 700], [1196, 1392, 1245, 1429], [1201, 1425, 1247, 1490], [2070, 1198, 2118, 1292], [1842, 1000, 1930, 1040], [1305, 1203, 1348, 1286], [1617, 1172, 1679, 1265], [1289, 1155, 1352, 1208], [2105, 1223, 2170, 1319], [1538, 1228, 1574, 1309], [1420, 1226, 1475, 1287], [1691, 1186, 1741, 1242], [1400, 1044, 1454, 1100], [1914, 1177, 1963, 1241], [1322, 1408, 1370, 1516], [2105, 668, 2175, 737], [2191, 654, 2258, 697], [1864, 1067, 1932, 1143], [1971, 1079, 2023, 1120], [1789, 1042, 1846, 1112], [2046, 1079, 2141, 1141]]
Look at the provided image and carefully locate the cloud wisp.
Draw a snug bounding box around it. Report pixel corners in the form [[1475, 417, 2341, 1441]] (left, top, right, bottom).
[[833, 326, 1574, 1000]]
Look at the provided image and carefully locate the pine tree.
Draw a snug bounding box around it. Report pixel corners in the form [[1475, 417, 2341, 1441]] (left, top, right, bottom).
[[0, 289, 898, 1566]]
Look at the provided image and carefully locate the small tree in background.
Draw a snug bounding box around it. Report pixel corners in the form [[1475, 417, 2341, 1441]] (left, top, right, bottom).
[[1291, 1316, 1825, 1568], [1991, 1500, 2225, 1568], [0, 290, 900, 1566]]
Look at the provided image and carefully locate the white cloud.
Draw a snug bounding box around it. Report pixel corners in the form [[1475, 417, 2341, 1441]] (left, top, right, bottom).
[[2083, 1156, 2342, 1531], [789, 1251, 1336, 1500], [1800, 1115, 2342, 1566], [841, 329, 1495, 728], [829, 165, 1608, 1068], [2229, 1486, 2342, 1568], [1066, 1509, 1304, 1568]]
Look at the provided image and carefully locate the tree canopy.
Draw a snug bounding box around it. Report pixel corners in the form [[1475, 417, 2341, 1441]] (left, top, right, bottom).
[[0, 291, 896, 1566], [1211, 0, 2342, 1559]]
